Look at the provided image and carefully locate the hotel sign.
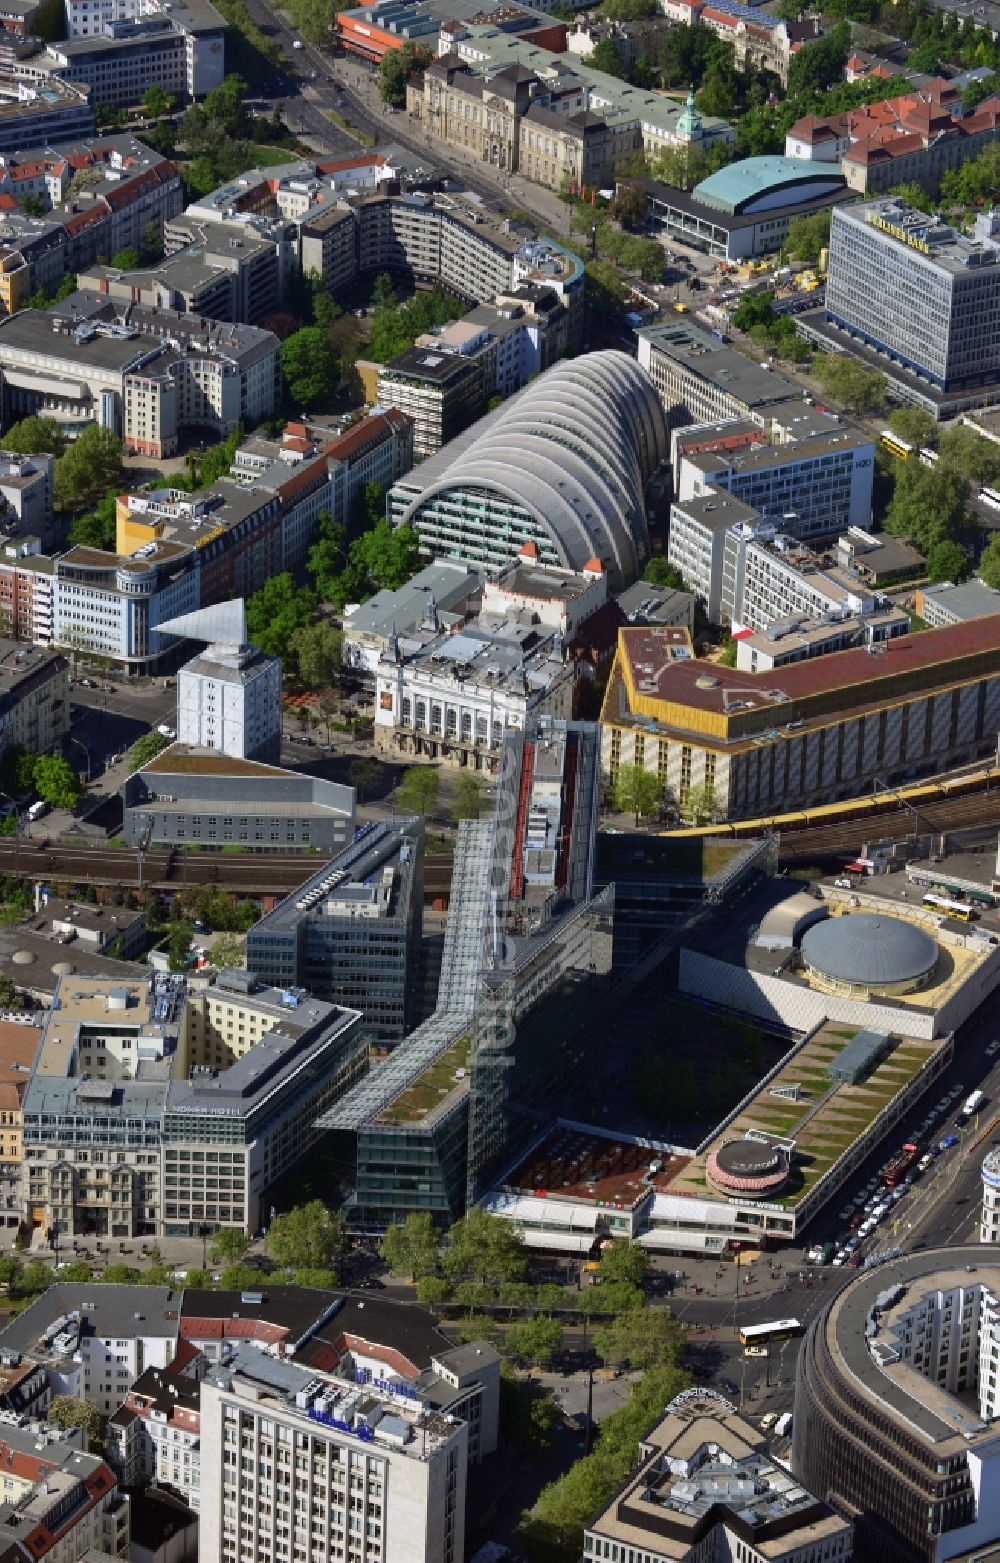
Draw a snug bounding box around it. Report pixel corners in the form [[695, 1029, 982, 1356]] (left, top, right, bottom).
[[866, 211, 930, 254]]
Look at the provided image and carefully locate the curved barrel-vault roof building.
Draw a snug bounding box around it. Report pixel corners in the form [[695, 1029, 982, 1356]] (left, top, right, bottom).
[[389, 351, 668, 589]]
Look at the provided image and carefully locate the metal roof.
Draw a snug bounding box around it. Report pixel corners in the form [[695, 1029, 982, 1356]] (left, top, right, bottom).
[[801, 913, 938, 986], [693, 156, 845, 214]]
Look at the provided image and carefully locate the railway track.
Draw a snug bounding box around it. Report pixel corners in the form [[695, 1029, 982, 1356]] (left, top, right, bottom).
[[776, 791, 1000, 863]]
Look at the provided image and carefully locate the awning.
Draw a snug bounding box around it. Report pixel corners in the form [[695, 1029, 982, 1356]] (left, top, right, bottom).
[[520, 1229, 596, 1253], [844, 861, 869, 873], [2, 367, 90, 400], [637, 1227, 730, 1253]]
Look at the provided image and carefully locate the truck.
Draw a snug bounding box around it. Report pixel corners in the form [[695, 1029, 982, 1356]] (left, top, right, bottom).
[[880, 1141, 920, 1186], [964, 1089, 986, 1117]]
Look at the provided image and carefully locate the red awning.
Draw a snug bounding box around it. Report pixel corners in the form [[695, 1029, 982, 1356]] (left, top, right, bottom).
[[844, 860, 868, 872]]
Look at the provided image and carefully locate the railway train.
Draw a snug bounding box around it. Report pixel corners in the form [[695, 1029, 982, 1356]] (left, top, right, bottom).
[[660, 764, 1000, 841]]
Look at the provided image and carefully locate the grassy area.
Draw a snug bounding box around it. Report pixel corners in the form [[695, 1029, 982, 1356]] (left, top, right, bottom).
[[376, 1033, 471, 1125], [252, 144, 299, 167], [323, 108, 375, 147]]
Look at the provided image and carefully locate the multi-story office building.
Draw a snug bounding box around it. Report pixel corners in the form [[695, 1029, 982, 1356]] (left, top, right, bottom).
[[794, 1247, 1000, 1563], [0, 291, 280, 453], [0, 1282, 178, 1413], [601, 616, 1000, 817], [247, 819, 424, 1044], [673, 426, 876, 543], [159, 601, 282, 763], [20, 969, 367, 1239], [22, 0, 225, 109], [321, 719, 613, 1229], [80, 221, 279, 325], [53, 542, 200, 671], [914, 578, 1000, 627], [825, 199, 1000, 396], [389, 352, 668, 589], [637, 320, 808, 428], [198, 1343, 469, 1563], [585, 1388, 853, 1563], [376, 345, 484, 457], [0, 639, 68, 758], [0, 1019, 41, 1227], [0, 77, 93, 158], [122, 746, 355, 850], [981, 1147, 1000, 1243], [0, 450, 55, 551]]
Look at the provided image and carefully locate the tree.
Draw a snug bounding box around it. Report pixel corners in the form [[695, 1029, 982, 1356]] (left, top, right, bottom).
[[885, 463, 969, 553], [351, 520, 420, 594], [506, 1316, 564, 1367], [396, 765, 440, 818], [584, 258, 628, 314], [649, 142, 711, 190], [611, 764, 663, 825], [140, 220, 163, 265], [889, 406, 937, 451], [210, 931, 247, 970], [643, 558, 686, 591], [590, 37, 627, 77], [597, 1237, 648, 1288], [979, 535, 1000, 589], [378, 41, 431, 106], [683, 781, 718, 825], [127, 731, 170, 774], [349, 758, 382, 803], [939, 424, 1000, 486], [47, 1396, 105, 1451], [267, 1200, 341, 1272], [814, 355, 886, 416], [53, 424, 122, 511], [598, 0, 656, 15], [290, 618, 342, 689], [451, 771, 483, 822], [168, 919, 193, 972], [380, 1211, 440, 1281], [594, 1306, 685, 1371], [416, 1275, 451, 1306], [32, 755, 82, 809], [111, 246, 140, 271], [3, 415, 66, 456], [371, 271, 397, 308], [19, 193, 45, 217], [211, 1227, 250, 1265], [732, 292, 776, 334], [784, 210, 831, 262], [927, 539, 970, 584], [143, 83, 175, 117], [246, 574, 316, 660], [719, 636, 737, 667], [608, 185, 647, 230], [281, 326, 339, 411], [443, 1207, 527, 1289]]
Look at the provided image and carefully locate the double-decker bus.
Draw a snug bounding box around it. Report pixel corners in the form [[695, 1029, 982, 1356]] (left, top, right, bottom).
[[738, 1319, 804, 1347]]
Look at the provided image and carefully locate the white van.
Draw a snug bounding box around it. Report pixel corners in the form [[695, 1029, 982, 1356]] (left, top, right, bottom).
[[26, 801, 48, 821]]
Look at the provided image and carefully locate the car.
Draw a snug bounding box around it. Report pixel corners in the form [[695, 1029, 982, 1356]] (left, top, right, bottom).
[[849, 1211, 864, 1229], [845, 1236, 861, 1250], [986, 1039, 1000, 1056], [891, 1187, 906, 1203], [720, 1379, 738, 1395], [838, 1206, 854, 1222], [745, 1346, 768, 1358], [853, 1191, 867, 1207], [832, 1254, 846, 1267], [864, 1196, 879, 1212], [834, 877, 853, 889], [156, 724, 175, 738], [760, 1412, 779, 1430], [949, 1084, 964, 1100], [903, 1170, 917, 1185], [939, 1134, 960, 1150], [928, 1145, 941, 1159], [80, 678, 95, 688]]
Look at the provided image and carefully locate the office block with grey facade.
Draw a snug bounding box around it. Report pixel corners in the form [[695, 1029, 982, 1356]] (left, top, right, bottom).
[[246, 819, 424, 1044], [825, 199, 1000, 392], [121, 746, 355, 851]]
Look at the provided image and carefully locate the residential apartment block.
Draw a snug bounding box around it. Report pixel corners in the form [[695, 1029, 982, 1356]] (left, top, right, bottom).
[[824, 199, 1000, 396], [80, 220, 279, 325], [0, 640, 68, 758], [247, 818, 424, 1044], [21, 969, 366, 1239], [0, 135, 182, 316], [0, 1417, 129, 1560], [601, 618, 1000, 818], [376, 345, 483, 457]]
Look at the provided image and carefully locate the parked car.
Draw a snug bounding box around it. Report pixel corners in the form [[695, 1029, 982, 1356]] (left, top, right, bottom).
[[939, 1134, 960, 1151]]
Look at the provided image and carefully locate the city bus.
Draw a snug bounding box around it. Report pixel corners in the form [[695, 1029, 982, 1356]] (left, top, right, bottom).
[[880, 431, 913, 461], [980, 486, 1000, 512], [738, 1319, 804, 1347], [922, 893, 975, 921]]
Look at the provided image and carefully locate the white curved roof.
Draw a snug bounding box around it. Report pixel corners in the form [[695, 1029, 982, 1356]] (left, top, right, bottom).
[[401, 351, 668, 586]]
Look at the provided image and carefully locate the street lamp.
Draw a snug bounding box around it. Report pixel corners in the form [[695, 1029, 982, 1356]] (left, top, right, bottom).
[[65, 734, 91, 784]]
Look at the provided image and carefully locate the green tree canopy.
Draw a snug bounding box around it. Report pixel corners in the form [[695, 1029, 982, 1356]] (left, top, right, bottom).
[[348, 758, 383, 803], [168, 920, 193, 971], [53, 424, 123, 511], [111, 246, 140, 270], [927, 539, 970, 584], [379, 41, 432, 105], [590, 37, 627, 76], [143, 83, 175, 117], [732, 292, 775, 333], [245, 574, 316, 660], [396, 765, 440, 817], [3, 416, 66, 456], [451, 771, 483, 822], [267, 1200, 342, 1272], [290, 618, 342, 689], [506, 1316, 564, 1367], [885, 462, 969, 553], [32, 755, 82, 809], [643, 558, 687, 590], [597, 1237, 649, 1288], [978, 535, 1000, 589], [281, 326, 340, 411], [594, 1306, 685, 1371], [443, 1207, 527, 1289], [47, 1395, 105, 1451], [938, 424, 1000, 486], [889, 406, 937, 451], [611, 764, 663, 825], [784, 209, 830, 261], [211, 1228, 250, 1265], [380, 1211, 440, 1281], [815, 354, 887, 415], [128, 731, 171, 775], [19, 193, 45, 217]]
